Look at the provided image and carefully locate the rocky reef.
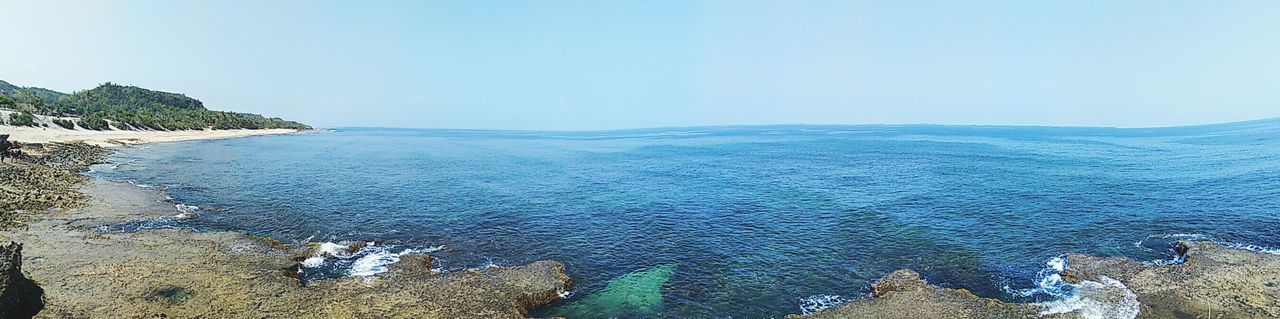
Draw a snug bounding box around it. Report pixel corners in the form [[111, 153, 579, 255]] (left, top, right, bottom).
[[789, 269, 1050, 319], [1, 179, 574, 318], [0, 140, 573, 318], [1063, 241, 1280, 318], [0, 142, 106, 229], [795, 241, 1280, 319]]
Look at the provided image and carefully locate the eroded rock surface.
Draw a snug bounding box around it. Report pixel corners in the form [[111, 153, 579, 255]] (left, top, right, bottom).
[[791, 269, 1053, 319], [0, 180, 573, 318], [796, 241, 1280, 319], [0, 141, 573, 318], [1064, 241, 1280, 318]]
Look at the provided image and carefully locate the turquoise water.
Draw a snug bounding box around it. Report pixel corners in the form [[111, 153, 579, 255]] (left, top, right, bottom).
[[92, 120, 1280, 318]]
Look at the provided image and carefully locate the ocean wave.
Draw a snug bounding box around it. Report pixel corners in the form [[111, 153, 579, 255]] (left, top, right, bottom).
[[299, 242, 445, 278], [1036, 276, 1139, 319], [1004, 255, 1070, 299], [1007, 256, 1139, 319], [174, 204, 200, 219], [798, 294, 847, 315], [1223, 243, 1280, 255]]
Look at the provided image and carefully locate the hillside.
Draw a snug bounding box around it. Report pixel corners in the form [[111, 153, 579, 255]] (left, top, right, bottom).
[[0, 80, 309, 130]]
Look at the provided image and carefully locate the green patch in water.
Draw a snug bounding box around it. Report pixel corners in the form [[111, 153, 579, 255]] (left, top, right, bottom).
[[550, 263, 677, 318]]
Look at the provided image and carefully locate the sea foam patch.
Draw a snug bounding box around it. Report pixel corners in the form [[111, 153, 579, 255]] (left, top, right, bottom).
[[1036, 276, 1140, 319], [299, 242, 444, 278], [798, 294, 848, 315], [1006, 256, 1140, 319]]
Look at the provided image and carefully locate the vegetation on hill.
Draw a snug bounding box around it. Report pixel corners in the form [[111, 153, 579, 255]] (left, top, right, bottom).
[[0, 80, 309, 130], [7, 112, 36, 127], [52, 118, 76, 129]]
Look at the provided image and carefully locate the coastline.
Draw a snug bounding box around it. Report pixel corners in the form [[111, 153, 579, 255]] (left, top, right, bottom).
[[793, 241, 1280, 318], [0, 140, 574, 318], [2, 131, 1277, 318], [7, 179, 571, 318], [0, 125, 300, 147]]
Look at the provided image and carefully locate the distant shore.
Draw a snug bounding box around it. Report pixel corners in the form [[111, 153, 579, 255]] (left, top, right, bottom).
[[0, 125, 299, 147]]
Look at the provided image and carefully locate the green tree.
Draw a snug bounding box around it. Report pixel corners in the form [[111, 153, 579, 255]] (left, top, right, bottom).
[[8, 112, 36, 126]]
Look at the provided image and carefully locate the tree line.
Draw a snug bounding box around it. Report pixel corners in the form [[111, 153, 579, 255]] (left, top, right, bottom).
[[1, 81, 309, 130]]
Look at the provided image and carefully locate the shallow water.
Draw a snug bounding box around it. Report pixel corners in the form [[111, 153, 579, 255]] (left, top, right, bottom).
[[91, 120, 1280, 318]]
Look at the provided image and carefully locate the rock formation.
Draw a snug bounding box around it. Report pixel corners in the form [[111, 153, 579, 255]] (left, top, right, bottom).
[[0, 242, 43, 319], [795, 241, 1280, 319]]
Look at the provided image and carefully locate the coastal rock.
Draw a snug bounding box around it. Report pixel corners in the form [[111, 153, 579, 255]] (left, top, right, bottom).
[[0, 179, 573, 319], [387, 253, 435, 275], [790, 269, 1048, 319], [0, 242, 43, 319], [871, 269, 932, 297], [0, 142, 107, 229], [794, 241, 1280, 319], [1063, 241, 1280, 318]]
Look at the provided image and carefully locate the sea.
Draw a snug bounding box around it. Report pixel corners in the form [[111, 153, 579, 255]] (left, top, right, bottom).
[[89, 119, 1280, 318]]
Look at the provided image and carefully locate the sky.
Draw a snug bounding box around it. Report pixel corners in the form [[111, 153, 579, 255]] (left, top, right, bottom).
[[1, 1, 1278, 130]]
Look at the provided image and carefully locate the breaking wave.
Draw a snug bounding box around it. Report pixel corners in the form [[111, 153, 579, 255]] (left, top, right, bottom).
[[798, 294, 847, 315], [298, 241, 445, 279], [1037, 276, 1140, 319], [1006, 256, 1139, 319]]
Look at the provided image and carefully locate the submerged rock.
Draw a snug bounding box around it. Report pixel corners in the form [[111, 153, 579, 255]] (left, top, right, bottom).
[[547, 263, 677, 318]]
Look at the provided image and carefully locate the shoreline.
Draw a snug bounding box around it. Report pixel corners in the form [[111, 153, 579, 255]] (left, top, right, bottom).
[[793, 241, 1280, 318], [0, 142, 574, 318], [0, 125, 301, 147], [2, 137, 1278, 318]]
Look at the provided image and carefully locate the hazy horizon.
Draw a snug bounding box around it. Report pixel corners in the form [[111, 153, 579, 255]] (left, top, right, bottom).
[[3, 1, 1279, 130]]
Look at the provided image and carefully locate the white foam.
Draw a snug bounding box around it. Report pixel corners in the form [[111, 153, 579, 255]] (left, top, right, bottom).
[[799, 294, 847, 315], [1005, 255, 1070, 298], [174, 204, 199, 219], [349, 245, 415, 277], [1037, 276, 1140, 319], [316, 242, 353, 258], [300, 256, 327, 268], [298, 241, 438, 278], [1223, 243, 1280, 255], [299, 242, 358, 269]]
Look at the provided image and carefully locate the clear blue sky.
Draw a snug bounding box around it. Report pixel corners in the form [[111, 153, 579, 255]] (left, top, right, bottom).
[[2, 1, 1278, 130]]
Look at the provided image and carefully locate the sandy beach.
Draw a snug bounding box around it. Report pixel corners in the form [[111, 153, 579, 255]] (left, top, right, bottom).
[[0, 125, 299, 147]]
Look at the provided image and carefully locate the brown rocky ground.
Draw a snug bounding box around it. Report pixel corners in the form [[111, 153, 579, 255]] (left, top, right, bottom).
[[795, 241, 1280, 319], [788, 269, 1060, 319], [1063, 241, 1280, 318]]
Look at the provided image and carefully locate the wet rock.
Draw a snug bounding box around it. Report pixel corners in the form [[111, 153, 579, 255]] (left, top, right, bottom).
[[871, 269, 932, 297], [1064, 241, 1280, 318], [0, 242, 43, 318], [0, 142, 108, 229], [796, 242, 1280, 319], [790, 269, 1049, 319], [0, 179, 574, 318], [387, 253, 435, 275]]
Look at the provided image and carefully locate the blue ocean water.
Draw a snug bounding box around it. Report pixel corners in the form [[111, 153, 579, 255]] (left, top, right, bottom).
[[91, 120, 1280, 318]]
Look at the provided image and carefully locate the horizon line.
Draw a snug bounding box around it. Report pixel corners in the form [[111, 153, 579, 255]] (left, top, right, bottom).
[[316, 116, 1280, 133]]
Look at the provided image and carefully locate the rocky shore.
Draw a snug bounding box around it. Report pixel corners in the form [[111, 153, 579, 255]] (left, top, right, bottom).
[[794, 241, 1280, 319], [0, 141, 574, 318]]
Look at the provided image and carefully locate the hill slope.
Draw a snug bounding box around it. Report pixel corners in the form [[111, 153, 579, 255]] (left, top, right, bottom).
[[1, 80, 309, 130]]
